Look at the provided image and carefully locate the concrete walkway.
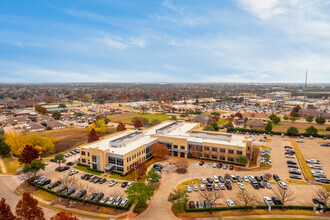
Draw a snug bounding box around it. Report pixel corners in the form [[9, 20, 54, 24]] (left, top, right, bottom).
[[0, 155, 7, 174], [193, 215, 330, 219]]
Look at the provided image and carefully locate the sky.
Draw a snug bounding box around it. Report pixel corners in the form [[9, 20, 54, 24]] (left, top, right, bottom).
[[1, 0, 330, 83]]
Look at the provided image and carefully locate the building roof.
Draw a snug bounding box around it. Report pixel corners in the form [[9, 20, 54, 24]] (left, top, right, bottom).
[[190, 114, 210, 124], [245, 119, 265, 127], [26, 122, 45, 131], [47, 120, 66, 128]]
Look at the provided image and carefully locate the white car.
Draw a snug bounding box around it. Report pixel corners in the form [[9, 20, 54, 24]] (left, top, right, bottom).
[[68, 170, 78, 176], [309, 164, 322, 170], [185, 185, 192, 193], [200, 184, 206, 191], [237, 183, 245, 190], [200, 178, 207, 184], [296, 139, 304, 143], [126, 181, 134, 188], [106, 197, 115, 204], [243, 176, 249, 182], [265, 182, 272, 189], [213, 184, 219, 190], [212, 163, 217, 168], [306, 159, 320, 164], [248, 175, 255, 181], [285, 154, 294, 158], [227, 199, 236, 207], [213, 175, 219, 183], [193, 185, 198, 191], [264, 196, 274, 205], [278, 181, 287, 189], [109, 180, 117, 187], [219, 183, 225, 190]]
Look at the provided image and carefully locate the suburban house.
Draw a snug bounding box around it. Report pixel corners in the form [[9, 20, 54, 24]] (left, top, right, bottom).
[[190, 114, 211, 125], [80, 121, 254, 175], [244, 119, 265, 129], [14, 110, 37, 117], [24, 122, 45, 132], [47, 120, 66, 130], [1, 117, 31, 126]]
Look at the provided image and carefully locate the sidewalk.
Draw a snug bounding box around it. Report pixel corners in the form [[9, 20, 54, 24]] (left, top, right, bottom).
[[0, 155, 8, 174]]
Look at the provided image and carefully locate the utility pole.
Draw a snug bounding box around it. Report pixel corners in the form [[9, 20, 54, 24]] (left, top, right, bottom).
[[303, 69, 308, 110]]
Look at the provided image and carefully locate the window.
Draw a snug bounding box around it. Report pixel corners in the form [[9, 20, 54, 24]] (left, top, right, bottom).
[[181, 146, 185, 150], [92, 164, 97, 170], [92, 155, 97, 162], [127, 166, 129, 171], [212, 155, 217, 159], [87, 152, 90, 157], [180, 152, 185, 158], [82, 159, 86, 163], [228, 157, 234, 162], [204, 154, 209, 158], [237, 151, 243, 155], [220, 156, 225, 160], [88, 160, 90, 164], [109, 157, 116, 164], [220, 149, 225, 153], [117, 159, 123, 166], [173, 145, 178, 149], [212, 148, 217, 152], [117, 167, 124, 172], [173, 151, 178, 156], [81, 151, 86, 156], [204, 146, 209, 151], [228, 150, 234, 154], [127, 158, 129, 162]]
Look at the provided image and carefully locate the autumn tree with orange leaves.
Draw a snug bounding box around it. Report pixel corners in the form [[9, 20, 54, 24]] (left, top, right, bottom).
[[0, 198, 16, 220], [18, 145, 40, 165], [150, 143, 170, 159], [133, 119, 143, 129], [16, 192, 45, 220], [116, 122, 126, 132], [87, 128, 99, 143], [51, 211, 79, 220]]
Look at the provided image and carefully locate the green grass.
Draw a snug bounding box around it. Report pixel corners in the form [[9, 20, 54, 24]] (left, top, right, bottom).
[[177, 178, 200, 191], [218, 118, 228, 126], [261, 145, 272, 151], [73, 165, 102, 176], [110, 113, 169, 124], [2, 156, 22, 174]]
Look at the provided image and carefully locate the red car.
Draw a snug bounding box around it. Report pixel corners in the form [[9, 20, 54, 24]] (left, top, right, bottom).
[[188, 201, 196, 209], [199, 161, 205, 166], [229, 165, 234, 170]]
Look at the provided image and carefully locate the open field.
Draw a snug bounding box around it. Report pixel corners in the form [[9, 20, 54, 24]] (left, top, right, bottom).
[[107, 113, 169, 124], [2, 156, 22, 174], [273, 121, 329, 134]]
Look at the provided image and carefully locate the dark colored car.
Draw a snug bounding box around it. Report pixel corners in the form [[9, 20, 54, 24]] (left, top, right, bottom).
[[217, 163, 222, 169], [75, 189, 87, 198], [251, 183, 260, 189], [290, 174, 302, 180], [313, 198, 325, 206], [286, 150, 295, 155], [258, 182, 265, 188], [218, 176, 225, 183], [255, 176, 262, 182], [64, 188, 75, 195], [188, 201, 196, 209], [48, 180, 61, 189], [92, 193, 104, 202], [99, 178, 107, 184], [50, 159, 55, 162], [207, 178, 213, 183], [225, 183, 232, 190], [56, 186, 67, 193], [230, 176, 237, 183], [199, 161, 204, 166], [236, 176, 243, 182], [87, 193, 97, 201], [260, 176, 267, 182], [273, 174, 280, 182], [93, 177, 100, 183], [85, 174, 93, 180], [66, 162, 74, 166], [58, 166, 70, 172], [229, 165, 234, 170], [288, 165, 299, 169], [81, 174, 88, 179], [287, 160, 297, 165], [40, 179, 51, 186], [290, 170, 301, 175], [90, 176, 98, 182], [272, 196, 282, 205], [206, 183, 212, 191], [121, 182, 128, 188]]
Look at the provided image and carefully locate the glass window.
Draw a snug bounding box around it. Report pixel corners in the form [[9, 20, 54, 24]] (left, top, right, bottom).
[[204, 154, 209, 158], [204, 146, 209, 151], [228, 150, 234, 154], [109, 157, 116, 164], [228, 157, 234, 162], [81, 151, 86, 156], [212, 148, 217, 152], [212, 155, 217, 159], [82, 159, 86, 163], [92, 164, 97, 170], [181, 146, 185, 150], [237, 151, 243, 155], [220, 149, 225, 153], [92, 155, 97, 162], [220, 156, 225, 160], [173, 145, 178, 149], [117, 159, 123, 166], [117, 167, 124, 172], [173, 151, 178, 156], [87, 152, 90, 157]]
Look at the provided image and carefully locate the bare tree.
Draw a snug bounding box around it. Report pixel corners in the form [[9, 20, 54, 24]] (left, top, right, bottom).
[[315, 187, 330, 209], [237, 190, 255, 210], [109, 190, 123, 212], [176, 160, 189, 173], [272, 185, 295, 210], [75, 182, 95, 206], [59, 176, 77, 203], [224, 173, 230, 180], [264, 173, 272, 181], [198, 190, 224, 213]]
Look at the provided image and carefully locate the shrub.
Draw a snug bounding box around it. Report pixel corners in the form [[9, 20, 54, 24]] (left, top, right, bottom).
[[133, 200, 148, 213]]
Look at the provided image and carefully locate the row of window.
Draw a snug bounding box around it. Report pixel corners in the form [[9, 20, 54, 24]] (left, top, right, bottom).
[[204, 154, 234, 161], [81, 151, 90, 156], [126, 149, 146, 162], [108, 157, 123, 166], [173, 145, 185, 150], [203, 147, 242, 155]]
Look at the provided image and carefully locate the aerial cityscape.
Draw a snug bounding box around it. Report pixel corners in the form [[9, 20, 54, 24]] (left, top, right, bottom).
[[0, 1, 330, 220]]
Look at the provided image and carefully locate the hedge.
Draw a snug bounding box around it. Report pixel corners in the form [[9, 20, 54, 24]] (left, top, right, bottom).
[[28, 180, 132, 210], [133, 200, 148, 213], [185, 205, 330, 212], [76, 163, 104, 174]]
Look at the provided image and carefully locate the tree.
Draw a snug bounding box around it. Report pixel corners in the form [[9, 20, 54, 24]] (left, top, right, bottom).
[[146, 169, 160, 183], [88, 128, 99, 143], [223, 123, 233, 129], [264, 154, 270, 163], [137, 163, 147, 179], [58, 103, 66, 109], [52, 111, 62, 120], [125, 182, 155, 206], [0, 198, 16, 220], [34, 105, 42, 113], [133, 119, 143, 129], [198, 190, 224, 213], [16, 192, 45, 220], [305, 126, 318, 135], [150, 143, 170, 159], [18, 145, 40, 165], [272, 185, 295, 210], [87, 119, 106, 133], [203, 125, 215, 131], [0, 137, 10, 156], [289, 116, 297, 122], [39, 107, 48, 115], [315, 187, 330, 209], [4, 132, 29, 156], [306, 116, 313, 123], [210, 122, 219, 131], [176, 160, 189, 173], [170, 115, 177, 120], [272, 116, 281, 124], [23, 160, 46, 178], [116, 122, 126, 132], [59, 176, 77, 202], [236, 155, 248, 166], [84, 94, 92, 102], [150, 119, 161, 126], [26, 134, 55, 157], [265, 173, 272, 181], [168, 189, 188, 213], [315, 117, 326, 125], [287, 127, 299, 136], [235, 112, 243, 118], [265, 122, 273, 132], [237, 190, 255, 210], [269, 114, 277, 121], [51, 211, 79, 220], [283, 115, 288, 121], [54, 154, 66, 168]]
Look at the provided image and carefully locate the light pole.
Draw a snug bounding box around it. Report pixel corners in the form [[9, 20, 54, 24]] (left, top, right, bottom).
[[134, 167, 137, 181]]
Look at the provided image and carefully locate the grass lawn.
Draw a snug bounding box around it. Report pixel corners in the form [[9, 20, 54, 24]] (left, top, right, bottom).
[[217, 118, 228, 126], [177, 178, 200, 191], [261, 145, 272, 151], [73, 165, 102, 176], [2, 156, 22, 174], [286, 179, 307, 184], [289, 140, 314, 181], [107, 113, 169, 124]]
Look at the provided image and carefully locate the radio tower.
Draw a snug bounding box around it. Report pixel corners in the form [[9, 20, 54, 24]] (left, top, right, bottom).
[[303, 69, 308, 110]]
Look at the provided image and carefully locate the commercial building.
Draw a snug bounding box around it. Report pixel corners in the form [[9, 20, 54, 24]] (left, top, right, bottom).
[[265, 91, 291, 100], [80, 121, 254, 174]]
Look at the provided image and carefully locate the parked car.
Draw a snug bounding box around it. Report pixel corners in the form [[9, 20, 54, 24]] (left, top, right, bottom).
[[193, 185, 198, 191], [68, 170, 79, 176], [109, 180, 117, 187], [48, 181, 61, 189], [264, 197, 274, 206], [259, 182, 265, 188], [225, 183, 232, 190], [278, 181, 287, 189], [92, 193, 104, 202], [313, 198, 325, 206], [185, 185, 192, 193], [56, 186, 67, 193], [204, 200, 211, 209], [200, 178, 207, 184], [272, 196, 282, 205], [85, 174, 93, 180], [230, 175, 237, 183], [58, 166, 70, 172], [243, 176, 249, 182], [213, 176, 219, 183], [39, 179, 51, 186], [287, 160, 297, 165], [81, 174, 88, 179], [207, 178, 213, 183], [199, 161, 204, 166], [217, 163, 222, 169], [219, 183, 225, 190], [213, 184, 219, 190], [252, 183, 260, 189], [290, 174, 302, 180], [212, 163, 217, 168], [237, 183, 245, 190], [296, 139, 304, 143], [255, 176, 262, 182], [218, 176, 225, 183], [229, 165, 234, 170], [321, 143, 330, 147], [223, 165, 228, 169], [99, 178, 107, 184], [236, 176, 243, 182], [100, 196, 109, 203], [200, 184, 206, 191], [106, 197, 115, 204], [121, 182, 128, 188], [66, 162, 74, 166], [75, 189, 87, 198], [226, 199, 235, 207], [196, 201, 204, 209], [306, 159, 320, 164], [64, 188, 75, 195], [273, 174, 280, 182], [114, 196, 122, 205], [206, 183, 212, 191], [265, 182, 272, 189], [93, 177, 101, 183]]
